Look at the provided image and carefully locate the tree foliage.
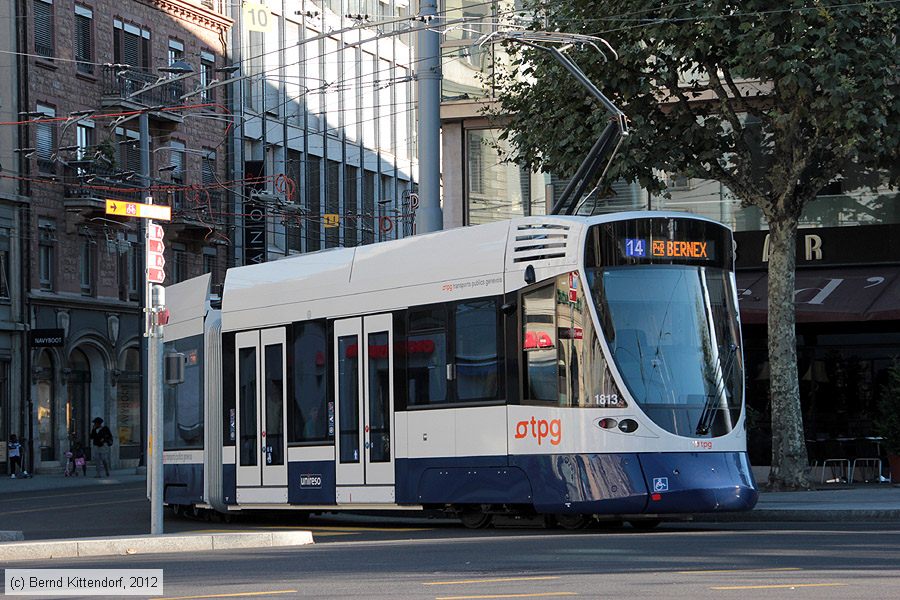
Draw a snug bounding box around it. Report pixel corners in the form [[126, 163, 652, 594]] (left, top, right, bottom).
[[494, 0, 899, 489]]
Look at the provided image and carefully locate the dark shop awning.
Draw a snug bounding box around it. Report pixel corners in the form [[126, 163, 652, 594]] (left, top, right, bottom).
[[736, 266, 900, 324]]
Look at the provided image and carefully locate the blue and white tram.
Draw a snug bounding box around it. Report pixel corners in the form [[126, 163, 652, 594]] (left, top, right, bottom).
[[162, 212, 758, 528]]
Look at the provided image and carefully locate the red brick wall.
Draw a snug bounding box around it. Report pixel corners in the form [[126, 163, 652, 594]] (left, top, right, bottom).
[[25, 0, 231, 298]]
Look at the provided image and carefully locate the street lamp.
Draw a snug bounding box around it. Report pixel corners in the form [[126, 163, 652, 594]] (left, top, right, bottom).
[[158, 60, 194, 75]]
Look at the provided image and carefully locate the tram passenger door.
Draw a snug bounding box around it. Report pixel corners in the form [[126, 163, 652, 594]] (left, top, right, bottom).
[[235, 328, 288, 503], [333, 314, 395, 503]]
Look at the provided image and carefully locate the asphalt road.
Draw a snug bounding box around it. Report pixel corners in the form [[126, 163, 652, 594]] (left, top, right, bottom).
[[3, 482, 900, 599], [3, 522, 900, 599]]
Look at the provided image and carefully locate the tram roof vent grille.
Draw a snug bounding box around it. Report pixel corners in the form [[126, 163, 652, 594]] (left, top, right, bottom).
[[512, 223, 571, 263]]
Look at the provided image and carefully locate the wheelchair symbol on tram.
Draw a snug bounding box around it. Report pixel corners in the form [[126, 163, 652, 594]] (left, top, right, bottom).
[[652, 477, 669, 492]]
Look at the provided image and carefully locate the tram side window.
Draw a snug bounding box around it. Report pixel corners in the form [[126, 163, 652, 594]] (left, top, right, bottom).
[[407, 306, 448, 405], [163, 336, 204, 450], [288, 321, 331, 444], [523, 284, 560, 404], [455, 299, 501, 401]]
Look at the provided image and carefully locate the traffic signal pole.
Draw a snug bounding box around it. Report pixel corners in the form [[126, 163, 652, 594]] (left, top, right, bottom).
[[139, 110, 165, 534], [147, 281, 165, 535]]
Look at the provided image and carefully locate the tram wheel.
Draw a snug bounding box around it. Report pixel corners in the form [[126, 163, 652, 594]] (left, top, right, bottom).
[[629, 519, 661, 531], [552, 514, 592, 530], [171, 504, 182, 517], [458, 509, 493, 529]]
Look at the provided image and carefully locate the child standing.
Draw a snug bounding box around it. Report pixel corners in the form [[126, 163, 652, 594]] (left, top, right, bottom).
[[73, 442, 87, 476]]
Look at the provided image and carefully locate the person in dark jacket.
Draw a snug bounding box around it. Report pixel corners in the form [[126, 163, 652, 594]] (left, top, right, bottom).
[[89, 417, 113, 478]]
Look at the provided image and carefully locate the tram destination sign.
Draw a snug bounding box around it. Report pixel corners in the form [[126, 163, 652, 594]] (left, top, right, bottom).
[[625, 238, 714, 260]]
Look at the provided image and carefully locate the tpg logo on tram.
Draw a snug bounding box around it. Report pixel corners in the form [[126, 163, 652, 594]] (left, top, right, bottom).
[[514, 417, 562, 446]]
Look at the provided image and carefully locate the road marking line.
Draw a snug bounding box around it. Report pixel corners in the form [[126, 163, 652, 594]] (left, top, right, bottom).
[[436, 593, 576, 600], [159, 590, 298, 600], [678, 567, 802, 574], [426, 577, 560, 586], [711, 583, 847, 590]]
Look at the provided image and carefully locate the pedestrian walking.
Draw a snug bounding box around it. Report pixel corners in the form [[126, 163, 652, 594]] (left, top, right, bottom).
[[8, 434, 21, 479], [89, 417, 113, 478]]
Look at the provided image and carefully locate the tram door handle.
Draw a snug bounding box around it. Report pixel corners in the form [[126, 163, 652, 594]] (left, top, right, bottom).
[[446, 363, 456, 381]]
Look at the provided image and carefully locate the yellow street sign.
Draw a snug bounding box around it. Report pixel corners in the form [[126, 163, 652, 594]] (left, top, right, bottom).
[[105, 200, 172, 221], [323, 213, 340, 228]]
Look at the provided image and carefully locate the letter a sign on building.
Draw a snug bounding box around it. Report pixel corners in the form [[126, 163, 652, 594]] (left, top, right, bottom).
[[147, 224, 166, 284]]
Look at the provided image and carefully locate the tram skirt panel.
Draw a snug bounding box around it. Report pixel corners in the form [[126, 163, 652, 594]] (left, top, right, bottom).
[[288, 461, 337, 504], [510, 453, 648, 515], [164, 463, 204, 506], [396, 457, 532, 505], [223, 463, 236, 505], [637, 452, 758, 513]]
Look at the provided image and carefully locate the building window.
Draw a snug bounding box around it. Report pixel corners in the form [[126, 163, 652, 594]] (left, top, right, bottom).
[[168, 140, 186, 209], [167, 38, 183, 68], [344, 165, 358, 248], [35, 104, 56, 174], [201, 150, 218, 212], [34, 0, 54, 58], [115, 127, 141, 174], [246, 30, 264, 111], [80, 236, 94, 295], [362, 170, 375, 245], [113, 20, 151, 70], [0, 226, 10, 300], [75, 121, 94, 175], [202, 248, 218, 288], [465, 129, 547, 226], [325, 160, 340, 248], [0, 247, 10, 301], [173, 248, 188, 283], [38, 218, 55, 291], [200, 51, 215, 102], [74, 4, 93, 74], [306, 156, 321, 252], [128, 233, 140, 300]]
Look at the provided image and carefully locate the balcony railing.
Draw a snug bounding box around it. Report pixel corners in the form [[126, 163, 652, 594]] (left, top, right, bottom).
[[101, 66, 185, 108], [63, 162, 224, 230]]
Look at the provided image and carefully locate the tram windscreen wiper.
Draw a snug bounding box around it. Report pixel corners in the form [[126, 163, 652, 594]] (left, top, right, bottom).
[[695, 343, 738, 436]]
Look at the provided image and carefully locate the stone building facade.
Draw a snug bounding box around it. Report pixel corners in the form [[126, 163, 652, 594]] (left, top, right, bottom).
[[18, 0, 231, 472]]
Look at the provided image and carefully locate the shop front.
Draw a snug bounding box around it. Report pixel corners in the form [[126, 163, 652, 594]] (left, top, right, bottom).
[[735, 224, 900, 470]]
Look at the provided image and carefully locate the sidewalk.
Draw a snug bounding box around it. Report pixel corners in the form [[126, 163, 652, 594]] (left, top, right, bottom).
[[695, 484, 900, 522], [0, 468, 146, 495]]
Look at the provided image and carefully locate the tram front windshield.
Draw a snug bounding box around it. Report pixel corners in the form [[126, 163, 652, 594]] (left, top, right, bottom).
[[584, 219, 743, 438]]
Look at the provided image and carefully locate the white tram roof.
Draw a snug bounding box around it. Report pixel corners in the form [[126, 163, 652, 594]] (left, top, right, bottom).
[[164, 273, 211, 341], [220, 212, 720, 333]]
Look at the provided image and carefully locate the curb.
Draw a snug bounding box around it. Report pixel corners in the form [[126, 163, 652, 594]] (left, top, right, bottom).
[[691, 509, 900, 522], [0, 531, 24, 542], [0, 531, 314, 562]]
